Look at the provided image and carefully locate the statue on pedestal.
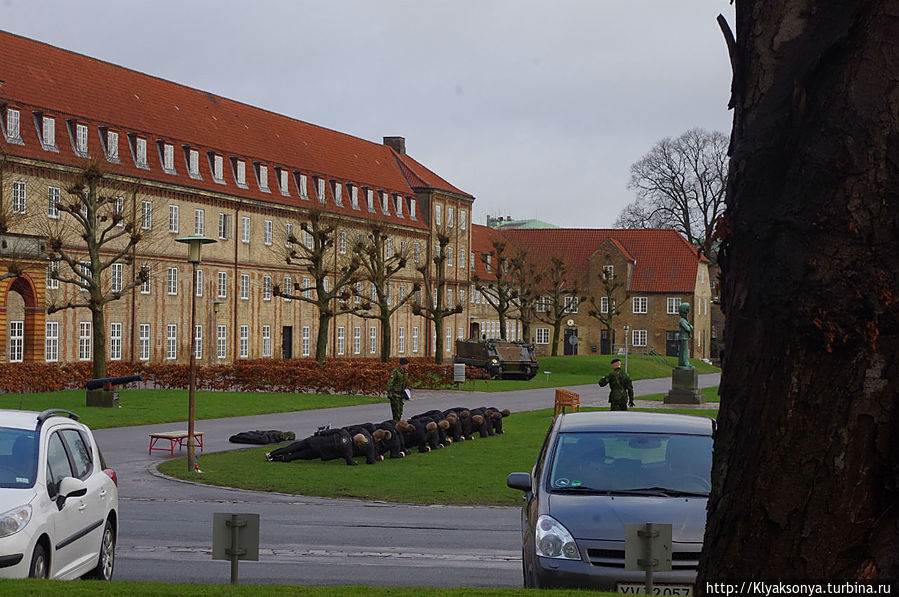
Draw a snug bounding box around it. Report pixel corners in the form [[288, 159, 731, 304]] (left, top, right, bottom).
[[677, 302, 694, 369]]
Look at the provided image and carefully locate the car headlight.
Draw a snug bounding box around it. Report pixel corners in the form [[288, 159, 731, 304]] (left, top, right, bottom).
[[535, 514, 581, 560], [0, 504, 32, 538]]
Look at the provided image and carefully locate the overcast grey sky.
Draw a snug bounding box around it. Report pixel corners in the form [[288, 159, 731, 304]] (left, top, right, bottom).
[[2, 0, 735, 228]]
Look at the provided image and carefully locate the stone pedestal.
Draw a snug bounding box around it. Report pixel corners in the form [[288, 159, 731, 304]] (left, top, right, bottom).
[[663, 368, 705, 405], [86, 389, 119, 408]]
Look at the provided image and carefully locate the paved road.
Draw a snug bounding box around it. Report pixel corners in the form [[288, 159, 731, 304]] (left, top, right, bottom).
[[96, 374, 719, 586]]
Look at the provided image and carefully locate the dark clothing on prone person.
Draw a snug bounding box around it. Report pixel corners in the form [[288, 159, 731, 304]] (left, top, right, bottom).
[[267, 428, 357, 465]]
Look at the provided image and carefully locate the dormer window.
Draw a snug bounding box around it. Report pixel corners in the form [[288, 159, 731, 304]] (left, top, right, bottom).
[[186, 147, 201, 179], [331, 181, 343, 206], [235, 159, 247, 186], [257, 164, 270, 192], [350, 185, 360, 210], [297, 173, 309, 199], [366, 189, 375, 212], [410, 198, 417, 220], [3, 107, 22, 144], [211, 153, 225, 183], [160, 142, 176, 174], [75, 123, 89, 156], [278, 168, 290, 196], [131, 135, 148, 169], [381, 192, 390, 215], [104, 129, 119, 162], [35, 114, 57, 152], [316, 177, 326, 203], [395, 195, 404, 218]]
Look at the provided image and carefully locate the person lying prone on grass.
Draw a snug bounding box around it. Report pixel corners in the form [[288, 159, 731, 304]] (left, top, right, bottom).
[[266, 428, 368, 466]]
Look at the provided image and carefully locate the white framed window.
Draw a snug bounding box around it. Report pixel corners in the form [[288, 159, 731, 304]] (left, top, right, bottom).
[[169, 205, 179, 233], [318, 178, 327, 203], [219, 213, 230, 240], [447, 246, 454, 267], [600, 296, 609, 314], [447, 206, 454, 228], [333, 181, 343, 205], [459, 248, 465, 270], [303, 278, 311, 300], [258, 165, 269, 191], [398, 326, 406, 354], [45, 321, 59, 362], [139, 324, 151, 361], [304, 228, 313, 250], [366, 189, 374, 211], [369, 326, 377, 354], [75, 123, 88, 154], [166, 324, 178, 360], [8, 320, 23, 363], [166, 267, 178, 295], [460, 210, 467, 230], [217, 271, 228, 298], [445, 328, 452, 352], [110, 263, 123, 293], [395, 195, 403, 217], [299, 173, 309, 199], [667, 297, 681, 315], [213, 155, 224, 181], [381, 191, 390, 215], [47, 186, 60, 219], [564, 296, 579, 314], [263, 275, 272, 301], [240, 274, 250, 300], [193, 209, 204, 235], [632, 329, 648, 347], [239, 325, 249, 358], [195, 325, 203, 360], [447, 288, 453, 306], [412, 326, 419, 353], [236, 160, 246, 186], [242, 217, 251, 244], [216, 325, 227, 359], [42, 115, 55, 147], [141, 200, 152, 230], [78, 321, 92, 361], [602, 265, 614, 280], [163, 143, 175, 171], [435, 204, 442, 226], [114, 195, 124, 227], [485, 255, 492, 273], [536, 328, 551, 344], [135, 137, 147, 168], [12, 181, 26, 214], [189, 149, 200, 177], [140, 265, 151, 294], [46, 261, 59, 290], [107, 130, 119, 161], [410, 198, 417, 220], [350, 185, 359, 209], [414, 242, 421, 264], [262, 325, 272, 358], [339, 231, 347, 254], [302, 326, 311, 357], [337, 326, 346, 356], [470, 252, 475, 270], [536, 296, 549, 313], [5, 108, 20, 140], [196, 269, 204, 297], [264, 220, 272, 245], [353, 326, 361, 355], [632, 296, 648, 314], [283, 276, 294, 302], [460, 289, 466, 304]]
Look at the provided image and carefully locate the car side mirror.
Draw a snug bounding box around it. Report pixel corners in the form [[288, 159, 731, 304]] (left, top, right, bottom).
[[56, 476, 88, 510], [507, 472, 532, 492]]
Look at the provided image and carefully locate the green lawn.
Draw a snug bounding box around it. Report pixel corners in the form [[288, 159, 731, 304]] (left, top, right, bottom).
[[461, 354, 718, 392], [0, 390, 382, 429], [159, 407, 717, 506], [0, 580, 614, 597]]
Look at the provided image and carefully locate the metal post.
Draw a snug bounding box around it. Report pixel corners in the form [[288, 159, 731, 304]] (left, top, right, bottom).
[[623, 325, 630, 374], [187, 260, 198, 473], [226, 514, 248, 584]]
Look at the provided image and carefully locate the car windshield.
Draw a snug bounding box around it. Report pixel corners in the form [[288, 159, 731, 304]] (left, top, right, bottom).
[[549, 431, 712, 496], [0, 427, 38, 489]]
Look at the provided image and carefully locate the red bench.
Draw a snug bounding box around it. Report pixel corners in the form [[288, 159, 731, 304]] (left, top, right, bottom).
[[148, 430, 204, 455]]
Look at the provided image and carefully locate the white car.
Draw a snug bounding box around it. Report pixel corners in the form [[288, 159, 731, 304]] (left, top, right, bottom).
[[0, 409, 118, 580]]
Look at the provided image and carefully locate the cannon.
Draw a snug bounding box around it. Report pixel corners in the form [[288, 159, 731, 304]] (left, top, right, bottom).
[[85, 373, 143, 407], [454, 339, 539, 380]]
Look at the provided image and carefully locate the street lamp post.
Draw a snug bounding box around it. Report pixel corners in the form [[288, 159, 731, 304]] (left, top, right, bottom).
[[175, 235, 216, 473], [623, 325, 630, 374]]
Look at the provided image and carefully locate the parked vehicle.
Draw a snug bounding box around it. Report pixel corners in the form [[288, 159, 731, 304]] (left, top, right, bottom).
[[454, 339, 539, 380], [507, 411, 713, 591], [0, 409, 118, 580]]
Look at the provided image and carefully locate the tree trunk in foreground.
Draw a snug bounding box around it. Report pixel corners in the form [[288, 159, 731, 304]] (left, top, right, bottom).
[[699, 1, 899, 584]]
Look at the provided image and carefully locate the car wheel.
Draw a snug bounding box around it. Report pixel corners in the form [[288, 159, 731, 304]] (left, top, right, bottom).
[[86, 519, 115, 580], [29, 542, 48, 579]]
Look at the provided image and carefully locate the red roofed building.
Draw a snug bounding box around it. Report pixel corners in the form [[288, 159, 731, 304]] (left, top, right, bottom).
[[468, 226, 712, 359], [0, 30, 473, 364]]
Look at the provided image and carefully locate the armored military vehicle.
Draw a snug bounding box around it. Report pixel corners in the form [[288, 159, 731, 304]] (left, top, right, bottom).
[[454, 339, 539, 380]]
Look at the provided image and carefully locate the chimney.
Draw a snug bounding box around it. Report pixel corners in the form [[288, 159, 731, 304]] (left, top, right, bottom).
[[383, 136, 406, 155]]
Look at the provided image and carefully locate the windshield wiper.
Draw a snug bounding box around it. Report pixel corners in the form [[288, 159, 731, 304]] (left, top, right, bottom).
[[620, 487, 709, 497]]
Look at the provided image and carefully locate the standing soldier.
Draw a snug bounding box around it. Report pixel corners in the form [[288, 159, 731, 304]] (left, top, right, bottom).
[[598, 358, 635, 411], [387, 357, 411, 421]]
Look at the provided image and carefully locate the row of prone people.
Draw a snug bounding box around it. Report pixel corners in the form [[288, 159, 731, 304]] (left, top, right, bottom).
[[265, 406, 511, 466]]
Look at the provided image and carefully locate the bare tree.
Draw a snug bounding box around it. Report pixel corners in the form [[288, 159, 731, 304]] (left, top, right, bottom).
[[273, 210, 358, 362], [699, 3, 899, 583], [586, 264, 624, 354], [510, 251, 541, 344], [534, 257, 584, 357], [347, 224, 417, 362], [44, 163, 146, 379], [473, 238, 519, 340], [617, 128, 728, 254], [411, 228, 462, 364]]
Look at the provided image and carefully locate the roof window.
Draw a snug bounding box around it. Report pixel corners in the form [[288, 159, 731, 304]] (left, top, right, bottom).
[[159, 141, 176, 174], [232, 158, 248, 188], [210, 153, 225, 184], [185, 147, 202, 179], [35, 113, 58, 152], [100, 128, 120, 163], [331, 181, 343, 206], [381, 192, 390, 216], [256, 163, 270, 193], [2, 107, 22, 145], [129, 134, 148, 169], [296, 173, 309, 200], [349, 185, 360, 210], [277, 168, 290, 196]]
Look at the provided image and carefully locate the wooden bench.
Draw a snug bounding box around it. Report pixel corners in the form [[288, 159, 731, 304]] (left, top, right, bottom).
[[148, 431, 204, 455], [553, 389, 580, 416]]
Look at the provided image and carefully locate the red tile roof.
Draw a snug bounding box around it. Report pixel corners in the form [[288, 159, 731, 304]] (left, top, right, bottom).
[[392, 151, 472, 199], [0, 30, 445, 229], [471, 227, 705, 293]]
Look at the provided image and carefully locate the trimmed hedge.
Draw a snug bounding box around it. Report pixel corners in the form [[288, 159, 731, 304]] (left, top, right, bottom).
[[0, 358, 465, 395]]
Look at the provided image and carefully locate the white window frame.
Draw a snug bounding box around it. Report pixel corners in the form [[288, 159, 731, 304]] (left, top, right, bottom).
[[45, 321, 59, 362], [8, 320, 23, 363], [447, 206, 454, 228], [42, 115, 56, 147], [107, 130, 119, 161], [240, 274, 250, 300], [337, 326, 346, 356], [632, 329, 648, 347], [435, 204, 442, 226], [536, 328, 551, 344], [75, 123, 89, 154], [218, 271, 228, 298], [219, 213, 230, 240], [263, 275, 272, 301], [369, 326, 377, 354], [213, 154, 224, 181], [412, 326, 419, 353], [398, 326, 406, 354], [239, 325, 249, 358], [110, 322, 123, 361], [317, 178, 326, 203], [169, 204, 179, 233], [667, 297, 681, 315], [167, 267, 178, 295], [632, 296, 648, 314], [195, 325, 203, 360], [166, 324, 178, 360], [302, 326, 311, 357], [564, 296, 579, 314], [140, 265, 151, 294], [135, 137, 147, 168], [141, 200, 152, 230], [339, 231, 347, 255], [242, 216, 251, 244], [47, 186, 60, 219], [236, 160, 246, 186], [410, 198, 417, 220], [47, 261, 59, 290], [447, 246, 454, 267], [12, 181, 26, 214], [460, 210, 467, 230], [163, 143, 175, 171], [194, 209, 205, 235], [5, 108, 20, 141], [111, 263, 123, 293], [139, 324, 151, 361], [262, 325, 272, 358], [353, 326, 361, 355], [299, 174, 309, 199], [216, 325, 227, 359], [196, 269, 204, 297], [264, 220, 273, 246], [78, 321, 92, 361], [445, 328, 452, 352], [601, 296, 609, 314], [189, 149, 200, 177]]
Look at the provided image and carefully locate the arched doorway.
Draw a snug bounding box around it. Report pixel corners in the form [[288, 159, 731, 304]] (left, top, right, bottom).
[[0, 272, 46, 363]]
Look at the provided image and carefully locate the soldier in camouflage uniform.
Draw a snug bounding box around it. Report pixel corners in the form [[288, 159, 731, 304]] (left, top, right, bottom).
[[387, 357, 411, 421], [598, 358, 635, 411]]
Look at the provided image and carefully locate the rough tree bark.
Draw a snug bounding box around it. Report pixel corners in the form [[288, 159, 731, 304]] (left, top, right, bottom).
[[699, 1, 899, 584]]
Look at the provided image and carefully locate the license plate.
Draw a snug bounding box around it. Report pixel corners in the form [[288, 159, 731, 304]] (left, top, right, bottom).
[[617, 583, 694, 595]]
